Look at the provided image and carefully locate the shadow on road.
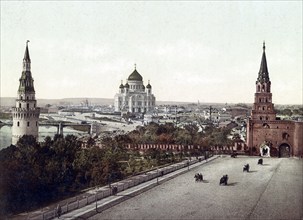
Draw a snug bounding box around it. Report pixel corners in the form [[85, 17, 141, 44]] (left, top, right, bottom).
[[248, 170, 258, 173], [227, 182, 238, 186], [202, 180, 209, 183]]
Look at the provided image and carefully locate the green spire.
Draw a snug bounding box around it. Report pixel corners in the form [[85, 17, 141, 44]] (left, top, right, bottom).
[[257, 41, 270, 83], [18, 41, 35, 93]]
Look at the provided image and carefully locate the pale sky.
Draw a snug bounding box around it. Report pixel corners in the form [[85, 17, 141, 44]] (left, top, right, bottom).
[[1, 1, 302, 104]]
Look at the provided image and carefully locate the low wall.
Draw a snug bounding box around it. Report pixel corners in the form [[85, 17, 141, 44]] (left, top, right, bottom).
[[30, 155, 213, 220]]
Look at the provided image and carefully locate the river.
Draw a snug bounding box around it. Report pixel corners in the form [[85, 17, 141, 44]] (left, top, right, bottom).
[[0, 125, 87, 150]]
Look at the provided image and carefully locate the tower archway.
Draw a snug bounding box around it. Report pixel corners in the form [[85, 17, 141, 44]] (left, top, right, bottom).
[[279, 143, 291, 158], [260, 141, 271, 157]]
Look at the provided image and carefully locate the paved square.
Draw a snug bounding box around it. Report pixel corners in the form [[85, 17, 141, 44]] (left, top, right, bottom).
[[89, 156, 303, 220]]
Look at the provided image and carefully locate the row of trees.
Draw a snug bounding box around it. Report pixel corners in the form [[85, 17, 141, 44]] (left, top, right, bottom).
[[0, 122, 233, 215], [0, 134, 128, 215]]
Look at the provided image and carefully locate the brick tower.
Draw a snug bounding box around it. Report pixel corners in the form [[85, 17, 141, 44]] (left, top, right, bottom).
[[246, 42, 303, 157], [12, 41, 40, 145], [251, 42, 277, 122]]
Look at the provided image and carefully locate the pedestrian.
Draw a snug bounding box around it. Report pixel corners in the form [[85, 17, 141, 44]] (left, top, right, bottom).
[[56, 204, 62, 218]]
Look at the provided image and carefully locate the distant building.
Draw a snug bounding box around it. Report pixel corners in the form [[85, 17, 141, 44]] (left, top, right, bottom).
[[246, 43, 303, 157], [114, 66, 156, 114], [12, 41, 40, 145]]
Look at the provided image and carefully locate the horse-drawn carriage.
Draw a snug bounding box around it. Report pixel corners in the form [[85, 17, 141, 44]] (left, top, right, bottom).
[[243, 164, 250, 172], [219, 175, 228, 185], [231, 152, 238, 158], [194, 173, 203, 182]]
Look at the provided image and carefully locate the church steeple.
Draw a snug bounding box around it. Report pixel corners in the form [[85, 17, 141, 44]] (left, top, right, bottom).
[[257, 41, 269, 83]]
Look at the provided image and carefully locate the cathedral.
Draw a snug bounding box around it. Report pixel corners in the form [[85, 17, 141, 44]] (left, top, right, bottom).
[[246, 43, 303, 157], [12, 41, 40, 145], [114, 66, 156, 114]]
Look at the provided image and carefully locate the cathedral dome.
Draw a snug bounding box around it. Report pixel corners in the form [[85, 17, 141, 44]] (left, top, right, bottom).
[[124, 82, 130, 88], [128, 69, 143, 81], [119, 83, 124, 89]]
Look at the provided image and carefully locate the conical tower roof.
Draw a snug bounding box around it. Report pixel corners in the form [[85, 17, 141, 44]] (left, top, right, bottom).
[[24, 40, 31, 61], [257, 42, 270, 83]]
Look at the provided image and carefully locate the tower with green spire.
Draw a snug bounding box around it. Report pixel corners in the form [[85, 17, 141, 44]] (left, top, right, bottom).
[[12, 41, 40, 145], [251, 42, 276, 122]]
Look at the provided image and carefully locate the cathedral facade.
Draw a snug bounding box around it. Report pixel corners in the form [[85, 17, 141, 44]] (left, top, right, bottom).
[[246, 43, 303, 157], [114, 66, 156, 113], [12, 41, 40, 145]]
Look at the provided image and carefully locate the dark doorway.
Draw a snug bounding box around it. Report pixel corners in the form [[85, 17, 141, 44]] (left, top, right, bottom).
[[279, 144, 291, 158]]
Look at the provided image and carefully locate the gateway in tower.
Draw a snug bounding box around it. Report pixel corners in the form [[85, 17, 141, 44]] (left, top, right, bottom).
[[114, 66, 156, 114], [12, 41, 40, 145]]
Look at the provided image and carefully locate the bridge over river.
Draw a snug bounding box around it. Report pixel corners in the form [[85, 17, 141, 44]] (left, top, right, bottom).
[[0, 121, 95, 135]]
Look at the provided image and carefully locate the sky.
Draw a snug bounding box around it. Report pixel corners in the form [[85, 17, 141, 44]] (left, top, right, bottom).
[[0, 1, 302, 105]]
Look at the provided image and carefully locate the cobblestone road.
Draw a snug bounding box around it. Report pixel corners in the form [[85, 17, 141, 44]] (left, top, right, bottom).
[[89, 156, 303, 220]]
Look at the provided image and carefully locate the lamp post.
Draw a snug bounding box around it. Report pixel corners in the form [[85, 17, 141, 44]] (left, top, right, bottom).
[[95, 188, 97, 211]]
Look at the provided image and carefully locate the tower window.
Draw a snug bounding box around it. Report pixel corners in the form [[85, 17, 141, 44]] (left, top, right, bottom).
[[19, 103, 21, 108], [27, 122, 30, 127], [36, 121, 38, 126], [27, 96, 29, 100], [17, 121, 20, 127], [27, 103, 29, 109]]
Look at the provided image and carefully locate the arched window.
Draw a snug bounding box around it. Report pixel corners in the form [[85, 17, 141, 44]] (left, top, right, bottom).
[[27, 122, 30, 127], [257, 85, 261, 92], [17, 121, 20, 127], [27, 103, 29, 109]]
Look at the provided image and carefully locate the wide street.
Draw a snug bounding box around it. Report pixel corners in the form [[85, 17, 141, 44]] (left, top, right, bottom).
[[88, 156, 303, 220]]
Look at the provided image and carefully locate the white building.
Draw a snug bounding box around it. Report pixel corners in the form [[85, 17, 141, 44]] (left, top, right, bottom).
[[114, 66, 156, 113], [12, 41, 40, 145]]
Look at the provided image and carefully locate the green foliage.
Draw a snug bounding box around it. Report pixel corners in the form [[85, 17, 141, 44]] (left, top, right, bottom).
[[0, 134, 127, 216]]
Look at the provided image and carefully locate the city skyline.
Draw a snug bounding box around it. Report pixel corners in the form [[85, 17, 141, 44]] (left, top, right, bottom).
[[1, 1, 302, 105]]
